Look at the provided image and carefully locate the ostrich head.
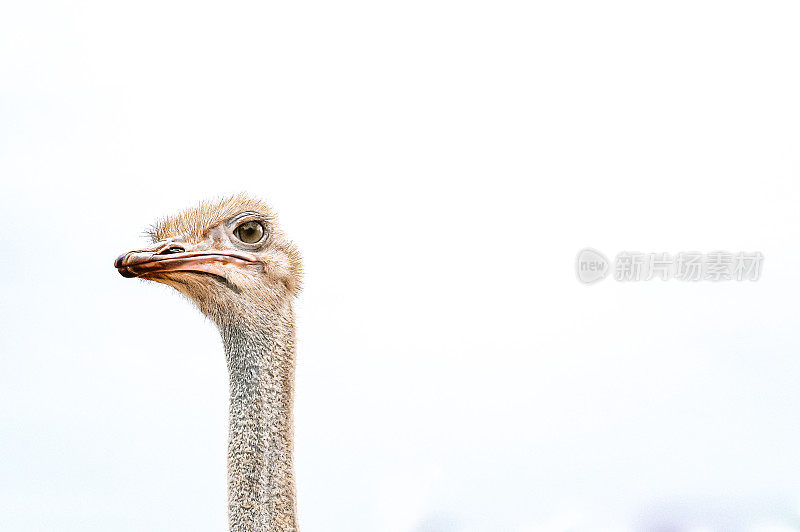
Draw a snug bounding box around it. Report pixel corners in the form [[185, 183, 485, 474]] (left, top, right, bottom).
[[115, 194, 303, 530], [114, 193, 302, 324]]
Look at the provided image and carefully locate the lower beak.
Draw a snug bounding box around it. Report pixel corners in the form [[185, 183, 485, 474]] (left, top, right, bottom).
[[114, 249, 257, 279]]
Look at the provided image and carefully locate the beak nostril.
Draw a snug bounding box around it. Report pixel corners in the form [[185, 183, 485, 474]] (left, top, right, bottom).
[[157, 245, 186, 255]]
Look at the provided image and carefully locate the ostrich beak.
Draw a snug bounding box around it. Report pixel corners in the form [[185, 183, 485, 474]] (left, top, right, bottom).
[[114, 242, 257, 280]]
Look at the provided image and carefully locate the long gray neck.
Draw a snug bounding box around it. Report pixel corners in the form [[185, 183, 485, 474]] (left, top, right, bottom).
[[220, 307, 298, 532]]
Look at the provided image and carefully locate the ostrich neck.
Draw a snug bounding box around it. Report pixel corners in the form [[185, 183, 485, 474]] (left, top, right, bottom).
[[220, 308, 298, 532]]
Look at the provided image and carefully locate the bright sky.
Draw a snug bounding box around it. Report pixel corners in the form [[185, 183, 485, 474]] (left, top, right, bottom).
[[2, 2, 800, 531]]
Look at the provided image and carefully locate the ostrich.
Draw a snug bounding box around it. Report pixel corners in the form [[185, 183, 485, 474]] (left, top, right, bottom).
[[115, 194, 303, 532]]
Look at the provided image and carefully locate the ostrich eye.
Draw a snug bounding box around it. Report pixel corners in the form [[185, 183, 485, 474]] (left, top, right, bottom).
[[233, 221, 265, 244]]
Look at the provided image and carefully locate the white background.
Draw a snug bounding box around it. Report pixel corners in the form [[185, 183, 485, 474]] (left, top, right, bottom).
[[2, 2, 800, 531]]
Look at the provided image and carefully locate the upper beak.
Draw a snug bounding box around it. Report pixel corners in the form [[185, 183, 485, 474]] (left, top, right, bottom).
[[114, 242, 257, 279]]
